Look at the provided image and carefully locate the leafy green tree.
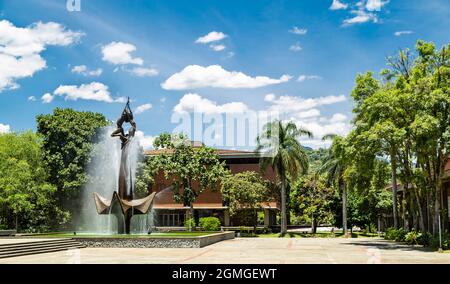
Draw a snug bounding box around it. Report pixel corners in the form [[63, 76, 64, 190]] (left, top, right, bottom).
[[290, 174, 335, 233], [36, 108, 108, 221], [221, 171, 271, 231], [0, 132, 62, 232], [151, 133, 227, 228], [256, 120, 312, 234], [320, 135, 352, 235]]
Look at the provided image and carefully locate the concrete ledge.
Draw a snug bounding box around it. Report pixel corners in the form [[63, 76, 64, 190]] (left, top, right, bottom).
[[0, 230, 16, 236], [74, 231, 235, 248]]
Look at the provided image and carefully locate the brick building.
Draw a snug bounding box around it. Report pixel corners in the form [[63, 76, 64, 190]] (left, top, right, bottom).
[[144, 143, 279, 228]]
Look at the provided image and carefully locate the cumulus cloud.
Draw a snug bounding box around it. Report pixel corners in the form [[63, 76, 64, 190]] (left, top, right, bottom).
[[210, 44, 226, 51], [41, 93, 54, 103], [52, 82, 125, 103], [330, 0, 348, 10], [135, 130, 154, 150], [135, 103, 153, 114], [338, 0, 389, 26], [0, 20, 83, 92], [173, 93, 248, 114], [28, 96, 36, 101], [394, 30, 413, 36], [0, 123, 10, 134], [289, 27, 307, 35], [366, 0, 389, 11], [266, 94, 346, 113], [195, 31, 227, 44], [101, 42, 143, 65], [162, 65, 291, 90], [126, 67, 159, 77], [297, 75, 322, 82], [342, 10, 378, 26], [289, 42, 302, 52], [71, 65, 103, 76]]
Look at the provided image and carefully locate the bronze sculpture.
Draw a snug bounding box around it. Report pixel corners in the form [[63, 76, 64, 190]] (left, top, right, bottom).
[[93, 98, 155, 234]]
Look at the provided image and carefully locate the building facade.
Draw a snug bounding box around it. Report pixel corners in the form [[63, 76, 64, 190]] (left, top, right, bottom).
[[145, 146, 279, 228]]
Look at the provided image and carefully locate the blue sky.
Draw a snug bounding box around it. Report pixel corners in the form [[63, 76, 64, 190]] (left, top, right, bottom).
[[0, 0, 449, 149]]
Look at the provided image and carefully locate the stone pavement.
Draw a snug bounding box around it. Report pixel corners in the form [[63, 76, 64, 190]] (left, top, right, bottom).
[[1, 237, 449, 264]]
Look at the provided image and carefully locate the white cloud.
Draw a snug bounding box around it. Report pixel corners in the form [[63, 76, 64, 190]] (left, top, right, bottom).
[[297, 75, 322, 82], [366, 0, 389, 11], [0, 123, 10, 134], [264, 93, 276, 102], [289, 27, 307, 35], [330, 0, 348, 10], [52, 82, 125, 103], [71, 65, 103, 76], [266, 94, 346, 113], [289, 42, 302, 52], [41, 93, 54, 103], [101, 42, 143, 65], [210, 44, 226, 51], [135, 103, 153, 114], [126, 67, 159, 77], [162, 65, 291, 90], [342, 10, 378, 26], [394, 30, 413, 36], [0, 20, 83, 92], [331, 113, 347, 122], [135, 130, 154, 150], [27, 96, 36, 101], [173, 93, 248, 114], [195, 31, 227, 44]]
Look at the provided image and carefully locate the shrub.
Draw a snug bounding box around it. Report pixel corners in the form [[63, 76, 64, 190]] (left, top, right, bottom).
[[394, 228, 407, 242], [384, 227, 397, 240], [198, 217, 221, 231], [405, 231, 421, 245], [417, 232, 432, 246], [184, 218, 196, 230]]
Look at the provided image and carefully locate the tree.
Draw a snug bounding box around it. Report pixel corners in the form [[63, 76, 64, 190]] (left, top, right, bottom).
[[0, 131, 61, 232], [36, 108, 108, 222], [221, 171, 271, 232], [347, 40, 450, 235], [290, 174, 335, 233], [152, 133, 227, 229], [256, 120, 312, 234], [320, 135, 351, 236]]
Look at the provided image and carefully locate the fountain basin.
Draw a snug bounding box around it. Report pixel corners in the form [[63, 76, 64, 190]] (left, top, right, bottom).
[[22, 232, 235, 248]]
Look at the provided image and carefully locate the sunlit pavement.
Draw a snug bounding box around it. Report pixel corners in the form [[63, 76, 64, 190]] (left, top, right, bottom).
[[1, 237, 449, 264]]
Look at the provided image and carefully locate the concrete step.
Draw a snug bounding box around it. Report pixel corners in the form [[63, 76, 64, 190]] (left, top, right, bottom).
[[0, 241, 82, 253], [0, 238, 77, 248], [0, 239, 85, 259]]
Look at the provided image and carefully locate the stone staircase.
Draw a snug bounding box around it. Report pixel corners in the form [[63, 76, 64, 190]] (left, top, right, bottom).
[[0, 239, 85, 259]]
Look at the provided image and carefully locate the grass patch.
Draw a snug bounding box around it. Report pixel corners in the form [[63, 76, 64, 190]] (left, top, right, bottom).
[[252, 231, 380, 238], [25, 231, 219, 238]]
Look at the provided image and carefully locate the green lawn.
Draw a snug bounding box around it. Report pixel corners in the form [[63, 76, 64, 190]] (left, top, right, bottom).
[[246, 231, 380, 238], [25, 231, 219, 238]]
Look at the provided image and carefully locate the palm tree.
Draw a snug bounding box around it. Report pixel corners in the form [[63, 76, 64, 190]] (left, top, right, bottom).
[[320, 134, 350, 236], [256, 120, 312, 234]]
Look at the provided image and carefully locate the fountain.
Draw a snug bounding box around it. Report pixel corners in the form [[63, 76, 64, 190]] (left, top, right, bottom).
[[93, 99, 155, 234]]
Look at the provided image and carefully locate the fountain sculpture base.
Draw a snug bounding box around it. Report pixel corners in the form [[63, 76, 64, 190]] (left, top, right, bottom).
[[93, 192, 156, 234]]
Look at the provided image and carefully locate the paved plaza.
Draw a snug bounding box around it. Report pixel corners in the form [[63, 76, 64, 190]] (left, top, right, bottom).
[[1, 237, 449, 264]]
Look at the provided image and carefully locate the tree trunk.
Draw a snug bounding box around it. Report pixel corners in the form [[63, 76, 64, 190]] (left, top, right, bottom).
[[390, 152, 399, 229], [15, 214, 18, 233], [189, 203, 195, 232], [280, 177, 287, 235], [254, 209, 258, 235], [311, 215, 317, 234], [341, 181, 348, 236]]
